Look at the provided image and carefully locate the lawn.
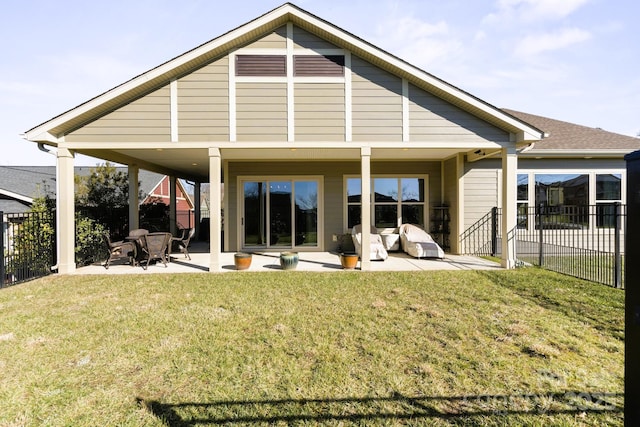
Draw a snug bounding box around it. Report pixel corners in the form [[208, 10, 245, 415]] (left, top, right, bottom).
[[0, 268, 623, 426]]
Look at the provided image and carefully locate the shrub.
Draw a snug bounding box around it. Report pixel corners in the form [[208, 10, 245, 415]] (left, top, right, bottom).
[[75, 214, 107, 267]]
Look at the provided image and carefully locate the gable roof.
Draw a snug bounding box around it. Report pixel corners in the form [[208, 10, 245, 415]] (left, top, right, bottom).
[[504, 109, 640, 157], [24, 3, 543, 148]]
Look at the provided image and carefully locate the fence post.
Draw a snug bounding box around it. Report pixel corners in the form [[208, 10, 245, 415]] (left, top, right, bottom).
[[614, 202, 622, 289], [0, 211, 4, 287], [491, 207, 498, 256], [538, 203, 544, 267]]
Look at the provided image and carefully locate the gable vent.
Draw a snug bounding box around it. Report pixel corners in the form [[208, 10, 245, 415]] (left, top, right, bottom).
[[294, 55, 345, 77], [236, 55, 286, 76]]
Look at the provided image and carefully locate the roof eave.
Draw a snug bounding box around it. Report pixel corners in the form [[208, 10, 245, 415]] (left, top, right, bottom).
[[520, 149, 633, 159]]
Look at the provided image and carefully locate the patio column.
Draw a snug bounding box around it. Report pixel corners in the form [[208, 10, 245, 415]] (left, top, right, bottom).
[[209, 148, 222, 271], [57, 147, 75, 274], [169, 175, 177, 235], [501, 146, 517, 268], [128, 165, 139, 231], [360, 146, 371, 271], [194, 182, 201, 239]]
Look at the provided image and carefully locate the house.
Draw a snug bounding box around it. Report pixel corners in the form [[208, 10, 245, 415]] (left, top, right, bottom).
[[0, 166, 194, 227], [26, 3, 628, 274]]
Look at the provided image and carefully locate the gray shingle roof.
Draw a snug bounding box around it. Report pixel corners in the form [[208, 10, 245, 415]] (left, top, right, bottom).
[[503, 109, 640, 151], [0, 166, 164, 201]]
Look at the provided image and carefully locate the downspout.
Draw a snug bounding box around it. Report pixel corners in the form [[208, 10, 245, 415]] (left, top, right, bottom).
[[37, 143, 60, 272]]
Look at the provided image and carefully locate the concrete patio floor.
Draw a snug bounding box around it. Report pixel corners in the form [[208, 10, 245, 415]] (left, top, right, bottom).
[[76, 241, 502, 275]]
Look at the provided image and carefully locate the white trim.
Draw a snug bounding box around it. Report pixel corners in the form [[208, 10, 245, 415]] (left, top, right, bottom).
[[223, 160, 230, 252], [234, 48, 288, 55], [287, 22, 295, 142], [237, 175, 324, 251], [235, 76, 288, 83], [228, 51, 237, 142], [293, 48, 346, 56], [170, 79, 178, 142], [0, 189, 33, 204], [345, 52, 352, 142], [293, 76, 345, 83], [402, 79, 409, 142]]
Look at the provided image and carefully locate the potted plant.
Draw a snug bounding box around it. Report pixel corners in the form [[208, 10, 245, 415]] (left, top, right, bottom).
[[279, 252, 299, 270], [234, 252, 252, 270], [339, 252, 359, 270]]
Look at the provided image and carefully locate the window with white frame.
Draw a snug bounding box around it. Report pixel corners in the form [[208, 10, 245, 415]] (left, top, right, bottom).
[[517, 173, 528, 229], [346, 176, 427, 230], [517, 171, 624, 229], [595, 173, 622, 228]]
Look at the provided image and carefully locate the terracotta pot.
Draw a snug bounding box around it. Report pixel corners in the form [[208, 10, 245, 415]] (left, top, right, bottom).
[[340, 252, 359, 270], [279, 252, 299, 270], [234, 252, 252, 270]]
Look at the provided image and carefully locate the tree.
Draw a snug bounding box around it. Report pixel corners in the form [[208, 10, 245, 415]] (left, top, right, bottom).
[[75, 162, 129, 208]]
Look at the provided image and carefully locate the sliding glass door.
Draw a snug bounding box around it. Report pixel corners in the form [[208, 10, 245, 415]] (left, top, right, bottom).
[[242, 178, 319, 250]]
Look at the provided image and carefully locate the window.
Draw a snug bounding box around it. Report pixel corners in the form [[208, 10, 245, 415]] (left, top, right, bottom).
[[535, 173, 588, 228], [236, 55, 286, 76], [596, 173, 622, 228], [517, 174, 528, 229], [520, 171, 624, 230], [242, 178, 320, 249], [294, 55, 344, 76], [346, 176, 426, 230]]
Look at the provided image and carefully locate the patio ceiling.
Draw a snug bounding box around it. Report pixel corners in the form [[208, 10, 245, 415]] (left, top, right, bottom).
[[71, 142, 501, 183]]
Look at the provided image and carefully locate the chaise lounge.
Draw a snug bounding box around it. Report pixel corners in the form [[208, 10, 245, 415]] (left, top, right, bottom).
[[351, 224, 388, 261], [399, 223, 445, 259]]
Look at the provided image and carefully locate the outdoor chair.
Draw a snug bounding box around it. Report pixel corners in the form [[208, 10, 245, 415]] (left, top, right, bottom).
[[140, 232, 171, 270], [399, 223, 445, 259], [171, 228, 195, 261], [351, 224, 388, 261], [103, 233, 136, 269]]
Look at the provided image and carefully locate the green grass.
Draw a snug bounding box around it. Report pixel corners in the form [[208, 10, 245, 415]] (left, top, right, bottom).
[[0, 269, 623, 426]]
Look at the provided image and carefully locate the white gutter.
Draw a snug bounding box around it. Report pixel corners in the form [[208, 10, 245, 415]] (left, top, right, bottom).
[[37, 143, 60, 272]]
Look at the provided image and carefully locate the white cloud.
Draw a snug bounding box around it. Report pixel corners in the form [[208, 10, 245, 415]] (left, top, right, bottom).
[[515, 27, 591, 57], [485, 0, 591, 24], [373, 15, 462, 69]]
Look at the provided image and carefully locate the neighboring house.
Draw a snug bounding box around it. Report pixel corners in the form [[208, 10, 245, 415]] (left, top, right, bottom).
[[0, 166, 57, 214], [22, 3, 634, 274], [0, 166, 193, 224], [138, 172, 195, 229]]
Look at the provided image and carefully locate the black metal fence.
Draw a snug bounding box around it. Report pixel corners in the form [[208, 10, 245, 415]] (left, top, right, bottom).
[[461, 204, 626, 288], [1, 210, 56, 288]]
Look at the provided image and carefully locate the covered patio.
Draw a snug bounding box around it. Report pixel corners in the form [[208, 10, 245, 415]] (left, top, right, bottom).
[[75, 243, 502, 275]]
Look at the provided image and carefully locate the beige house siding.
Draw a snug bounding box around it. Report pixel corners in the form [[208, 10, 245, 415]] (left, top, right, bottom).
[[294, 82, 345, 141], [351, 56, 403, 142], [243, 26, 287, 49], [463, 162, 499, 230], [293, 27, 339, 50], [227, 161, 441, 252], [178, 56, 229, 141], [409, 84, 510, 143], [66, 85, 171, 142], [236, 83, 288, 141]]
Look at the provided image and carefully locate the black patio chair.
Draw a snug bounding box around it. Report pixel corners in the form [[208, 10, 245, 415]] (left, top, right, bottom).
[[103, 233, 136, 269], [172, 228, 196, 261], [140, 232, 171, 270]]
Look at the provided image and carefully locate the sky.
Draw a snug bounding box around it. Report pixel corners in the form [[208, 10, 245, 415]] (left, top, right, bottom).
[[1, 0, 638, 166]]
